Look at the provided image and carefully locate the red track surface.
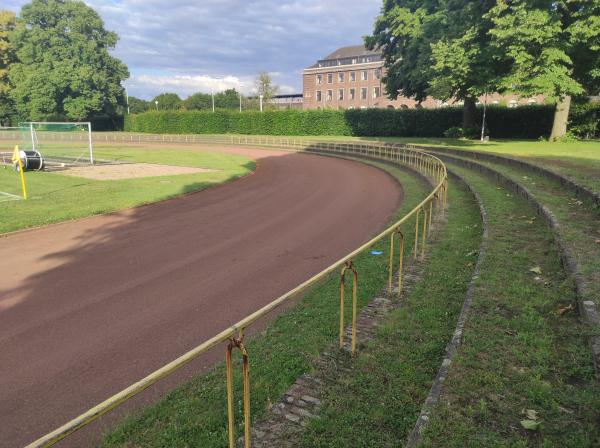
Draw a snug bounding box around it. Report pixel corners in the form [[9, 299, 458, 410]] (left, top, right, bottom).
[[0, 147, 401, 447]]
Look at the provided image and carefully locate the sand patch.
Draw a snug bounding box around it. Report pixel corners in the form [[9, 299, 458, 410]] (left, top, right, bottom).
[[57, 163, 217, 180]]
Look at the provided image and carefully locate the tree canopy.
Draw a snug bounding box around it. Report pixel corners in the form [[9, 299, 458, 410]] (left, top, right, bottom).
[[183, 92, 212, 110], [152, 92, 182, 110], [0, 10, 16, 124], [255, 71, 279, 101], [9, 0, 129, 121], [367, 0, 500, 127], [486, 0, 600, 138], [368, 0, 600, 137]]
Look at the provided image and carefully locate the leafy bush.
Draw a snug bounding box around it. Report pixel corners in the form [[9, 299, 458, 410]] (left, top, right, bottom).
[[444, 126, 464, 138], [569, 102, 599, 139], [123, 103, 599, 139]]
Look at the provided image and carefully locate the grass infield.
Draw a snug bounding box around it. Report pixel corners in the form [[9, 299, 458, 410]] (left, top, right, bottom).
[[0, 145, 254, 234]]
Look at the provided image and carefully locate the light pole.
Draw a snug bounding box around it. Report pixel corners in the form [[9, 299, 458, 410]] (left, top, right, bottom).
[[211, 91, 215, 113], [259, 94, 264, 112], [125, 87, 130, 114], [154, 100, 158, 111], [239, 93, 242, 112]]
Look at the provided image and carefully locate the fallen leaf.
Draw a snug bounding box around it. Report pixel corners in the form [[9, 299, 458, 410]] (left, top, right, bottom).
[[529, 266, 542, 275], [595, 239, 600, 245], [559, 304, 575, 315], [525, 409, 539, 420], [520, 419, 540, 430]]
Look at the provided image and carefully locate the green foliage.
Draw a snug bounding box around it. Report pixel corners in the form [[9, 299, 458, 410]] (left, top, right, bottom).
[[183, 92, 212, 110], [568, 101, 600, 139], [151, 92, 182, 111], [255, 71, 279, 101], [0, 10, 16, 124], [127, 96, 151, 114], [486, 1, 587, 99], [367, 1, 500, 102], [124, 104, 599, 139], [8, 0, 129, 121], [214, 88, 240, 109]]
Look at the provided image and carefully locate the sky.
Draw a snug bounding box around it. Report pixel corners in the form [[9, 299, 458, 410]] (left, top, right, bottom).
[[5, 0, 382, 100]]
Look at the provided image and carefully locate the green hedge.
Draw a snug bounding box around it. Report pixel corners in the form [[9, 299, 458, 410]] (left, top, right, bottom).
[[124, 104, 599, 139]]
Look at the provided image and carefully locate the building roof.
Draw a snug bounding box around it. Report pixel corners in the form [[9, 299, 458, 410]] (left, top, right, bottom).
[[322, 45, 380, 61], [306, 44, 382, 69]]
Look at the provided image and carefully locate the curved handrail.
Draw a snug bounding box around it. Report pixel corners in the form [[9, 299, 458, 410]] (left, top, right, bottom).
[[25, 137, 447, 448]]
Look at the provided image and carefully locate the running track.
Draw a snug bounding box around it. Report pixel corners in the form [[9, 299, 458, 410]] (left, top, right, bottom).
[[0, 147, 402, 447]]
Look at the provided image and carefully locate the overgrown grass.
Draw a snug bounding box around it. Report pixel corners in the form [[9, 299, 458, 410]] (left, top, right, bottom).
[[100, 161, 432, 447], [0, 145, 254, 234], [443, 152, 600, 301], [298, 178, 482, 446], [420, 165, 600, 447]]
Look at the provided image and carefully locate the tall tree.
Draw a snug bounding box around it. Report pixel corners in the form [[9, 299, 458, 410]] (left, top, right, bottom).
[[255, 71, 279, 102], [152, 92, 182, 110], [486, 0, 600, 139], [367, 0, 501, 129], [0, 10, 16, 124], [214, 88, 240, 109], [9, 0, 129, 121], [183, 92, 212, 110], [127, 96, 151, 114]]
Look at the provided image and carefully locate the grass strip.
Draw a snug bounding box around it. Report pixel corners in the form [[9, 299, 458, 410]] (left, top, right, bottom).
[[420, 165, 600, 447], [297, 176, 482, 447], [441, 153, 600, 301], [0, 146, 254, 234], [100, 161, 430, 447]]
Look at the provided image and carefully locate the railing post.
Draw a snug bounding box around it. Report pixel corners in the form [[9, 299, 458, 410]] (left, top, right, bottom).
[[226, 332, 251, 448], [339, 261, 359, 355], [421, 206, 428, 260], [414, 208, 420, 261], [388, 228, 404, 297]]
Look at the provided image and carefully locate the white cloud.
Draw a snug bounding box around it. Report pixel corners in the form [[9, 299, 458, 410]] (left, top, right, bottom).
[[6, 0, 382, 99]]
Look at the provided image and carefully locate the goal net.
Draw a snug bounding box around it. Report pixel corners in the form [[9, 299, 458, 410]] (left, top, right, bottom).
[[17, 122, 94, 168]]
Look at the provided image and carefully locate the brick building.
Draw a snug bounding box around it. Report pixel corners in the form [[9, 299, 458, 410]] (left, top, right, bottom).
[[303, 45, 543, 110]]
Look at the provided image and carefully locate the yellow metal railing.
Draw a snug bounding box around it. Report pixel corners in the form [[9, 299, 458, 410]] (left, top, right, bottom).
[[24, 137, 447, 448]]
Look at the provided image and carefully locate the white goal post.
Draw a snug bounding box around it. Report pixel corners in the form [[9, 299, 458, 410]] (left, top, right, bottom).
[[19, 121, 94, 165]]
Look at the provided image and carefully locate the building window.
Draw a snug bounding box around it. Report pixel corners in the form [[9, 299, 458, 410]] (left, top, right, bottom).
[[374, 68, 381, 80], [361, 87, 367, 100], [352, 58, 357, 64], [316, 91, 322, 102], [338, 89, 344, 101], [373, 86, 381, 98], [338, 72, 344, 83], [316, 74, 322, 85], [349, 71, 356, 82], [349, 88, 355, 100], [327, 90, 333, 101], [361, 70, 368, 81], [327, 73, 333, 84]]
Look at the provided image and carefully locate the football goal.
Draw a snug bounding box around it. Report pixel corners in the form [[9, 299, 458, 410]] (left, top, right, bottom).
[[17, 122, 94, 167]]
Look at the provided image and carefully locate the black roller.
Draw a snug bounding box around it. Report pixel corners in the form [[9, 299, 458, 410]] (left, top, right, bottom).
[[14, 150, 44, 171]]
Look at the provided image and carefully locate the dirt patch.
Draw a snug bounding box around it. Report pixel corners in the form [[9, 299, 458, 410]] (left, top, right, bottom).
[[56, 163, 217, 180]]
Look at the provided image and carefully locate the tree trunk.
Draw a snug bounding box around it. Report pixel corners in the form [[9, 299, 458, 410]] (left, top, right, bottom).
[[462, 96, 477, 130], [549, 95, 571, 140]]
